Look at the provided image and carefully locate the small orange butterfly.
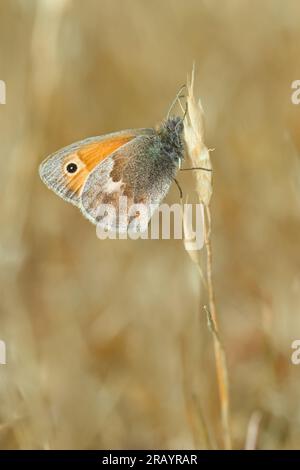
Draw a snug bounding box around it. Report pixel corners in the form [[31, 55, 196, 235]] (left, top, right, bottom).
[[39, 89, 209, 233]]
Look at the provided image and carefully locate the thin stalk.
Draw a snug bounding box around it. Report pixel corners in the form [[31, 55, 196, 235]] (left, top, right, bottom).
[[204, 206, 232, 450]]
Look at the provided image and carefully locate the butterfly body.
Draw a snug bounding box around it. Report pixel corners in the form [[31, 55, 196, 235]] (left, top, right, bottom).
[[39, 116, 184, 232]]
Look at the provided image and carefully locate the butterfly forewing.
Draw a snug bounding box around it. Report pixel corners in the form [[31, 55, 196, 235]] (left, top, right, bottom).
[[38, 129, 151, 207]]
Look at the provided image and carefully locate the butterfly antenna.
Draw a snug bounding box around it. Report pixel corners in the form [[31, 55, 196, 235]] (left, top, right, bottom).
[[167, 84, 186, 119], [178, 96, 185, 112], [174, 102, 188, 136]]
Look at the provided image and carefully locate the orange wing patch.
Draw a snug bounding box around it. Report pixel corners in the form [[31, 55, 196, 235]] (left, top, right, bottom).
[[78, 135, 134, 170], [62, 134, 134, 195]]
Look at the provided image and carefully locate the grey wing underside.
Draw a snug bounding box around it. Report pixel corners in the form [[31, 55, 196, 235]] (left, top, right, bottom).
[[80, 135, 176, 233]]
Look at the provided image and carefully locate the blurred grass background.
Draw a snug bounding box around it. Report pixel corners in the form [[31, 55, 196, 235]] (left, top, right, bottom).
[[0, 0, 300, 449]]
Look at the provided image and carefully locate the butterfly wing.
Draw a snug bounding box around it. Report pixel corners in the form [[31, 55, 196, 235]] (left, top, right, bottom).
[[80, 134, 179, 232], [39, 129, 153, 207]]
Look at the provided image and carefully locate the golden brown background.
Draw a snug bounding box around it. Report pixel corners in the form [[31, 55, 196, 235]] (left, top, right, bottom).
[[1, 0, 300, 450]]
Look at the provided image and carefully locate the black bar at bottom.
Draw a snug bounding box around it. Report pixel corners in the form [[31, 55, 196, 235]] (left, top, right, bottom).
[[0, 450, 299, 465]]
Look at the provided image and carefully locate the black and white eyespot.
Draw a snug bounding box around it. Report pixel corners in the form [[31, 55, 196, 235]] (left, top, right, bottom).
[[65, 162, 78, 174]]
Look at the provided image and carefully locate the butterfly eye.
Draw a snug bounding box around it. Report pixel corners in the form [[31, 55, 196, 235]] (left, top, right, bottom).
[[65, 162, 78, 174]]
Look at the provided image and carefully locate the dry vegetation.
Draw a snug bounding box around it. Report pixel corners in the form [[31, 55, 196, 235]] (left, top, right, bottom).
[[0, 0, 300, 450]]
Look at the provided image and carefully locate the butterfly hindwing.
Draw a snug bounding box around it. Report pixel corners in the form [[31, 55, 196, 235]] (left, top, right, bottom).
[[80, 134, 178, 232]]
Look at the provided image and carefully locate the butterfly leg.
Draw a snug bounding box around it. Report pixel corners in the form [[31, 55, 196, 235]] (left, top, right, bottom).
[[173, 178, 183, 201], [180, 167, 212, 172]]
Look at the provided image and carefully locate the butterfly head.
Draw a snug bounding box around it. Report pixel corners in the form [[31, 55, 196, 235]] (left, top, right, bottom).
[[157, 116, 184, 162]]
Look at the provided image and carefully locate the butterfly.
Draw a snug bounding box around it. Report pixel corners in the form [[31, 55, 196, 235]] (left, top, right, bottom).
[[39, 111, 186, 233]]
